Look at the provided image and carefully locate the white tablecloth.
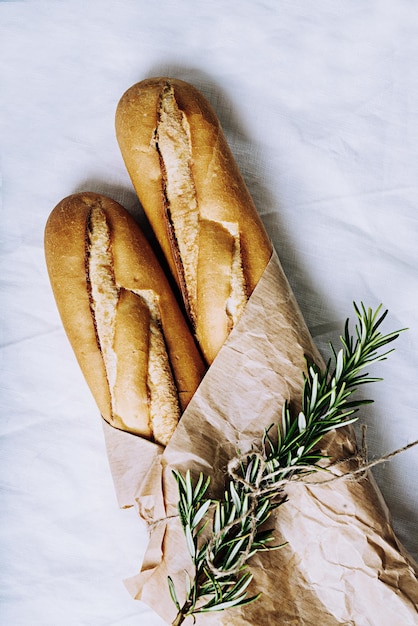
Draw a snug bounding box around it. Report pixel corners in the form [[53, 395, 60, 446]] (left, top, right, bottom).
[[1, 2, 417, 624]]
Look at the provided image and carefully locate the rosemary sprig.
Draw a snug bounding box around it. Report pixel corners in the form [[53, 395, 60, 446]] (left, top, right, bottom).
[[169, 303, 404, 625], [169, 467, 279, 626]]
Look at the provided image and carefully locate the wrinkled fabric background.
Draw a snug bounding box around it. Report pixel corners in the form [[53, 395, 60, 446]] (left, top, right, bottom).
[[1, 2, 417, 625]]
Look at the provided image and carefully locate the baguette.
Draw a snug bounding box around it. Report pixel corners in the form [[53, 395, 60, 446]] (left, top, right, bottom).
[[44, 192, 206, 445], [115, 77, 273, 364]]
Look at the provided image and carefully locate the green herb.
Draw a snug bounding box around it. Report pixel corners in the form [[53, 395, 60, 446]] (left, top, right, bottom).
[[169, 304, 404, 625]]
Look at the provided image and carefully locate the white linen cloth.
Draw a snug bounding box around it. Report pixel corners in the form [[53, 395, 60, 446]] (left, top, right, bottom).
[[1, 1, 417, 624]]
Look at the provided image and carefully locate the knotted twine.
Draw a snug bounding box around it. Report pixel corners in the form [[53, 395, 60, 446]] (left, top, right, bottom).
[[199, 431, 418, 579]]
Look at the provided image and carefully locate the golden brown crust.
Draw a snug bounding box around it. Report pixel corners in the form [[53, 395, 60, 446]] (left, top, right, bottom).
[[44, 193, 113, 421], [112, 288, 152, 437], [115, 77, 273, 363], [44, 192, 206, 443], [196, 219, 235, 365]]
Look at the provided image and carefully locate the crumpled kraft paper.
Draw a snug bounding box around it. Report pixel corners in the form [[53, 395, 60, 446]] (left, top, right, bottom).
[[102, 250, 418, 626]]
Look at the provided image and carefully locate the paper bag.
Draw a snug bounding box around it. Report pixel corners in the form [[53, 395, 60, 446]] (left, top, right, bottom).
[[103, 251, 418, 625]]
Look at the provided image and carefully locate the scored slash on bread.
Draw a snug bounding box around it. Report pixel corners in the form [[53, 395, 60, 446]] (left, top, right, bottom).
[[155, 84, 248, 357], [116, 77, 273, 364], [44, 192, 206, 446], [88, 205, 181, 443]]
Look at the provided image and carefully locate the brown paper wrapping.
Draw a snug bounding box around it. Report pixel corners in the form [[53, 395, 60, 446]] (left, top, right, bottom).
[[103, 250, 418, 625]]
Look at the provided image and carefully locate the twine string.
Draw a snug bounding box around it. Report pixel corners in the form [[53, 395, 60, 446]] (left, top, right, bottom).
[[143, 437, 418, 578], [203, 436, 418, 578]]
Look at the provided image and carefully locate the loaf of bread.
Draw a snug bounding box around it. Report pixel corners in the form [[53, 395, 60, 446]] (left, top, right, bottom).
[[44, 192, 206, 445], [115, 77, 273, 364]]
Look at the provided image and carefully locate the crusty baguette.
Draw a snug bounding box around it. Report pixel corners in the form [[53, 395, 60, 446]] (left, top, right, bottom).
[[44, 192, 206, 445], [115, 77, 273, 364]]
